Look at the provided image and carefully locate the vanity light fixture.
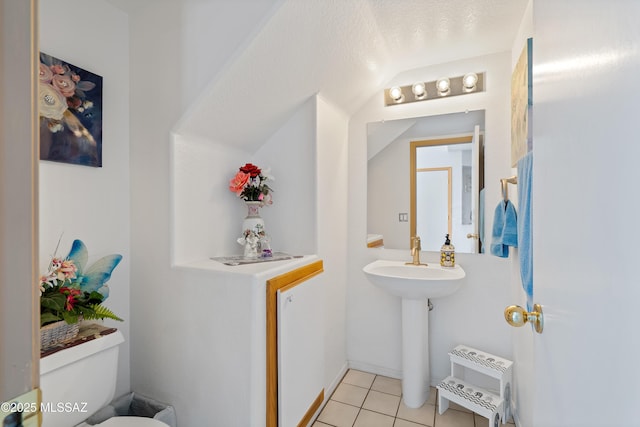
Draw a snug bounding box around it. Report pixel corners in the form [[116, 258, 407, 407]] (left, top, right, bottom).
[[411, 81, 427, 100], [462, 73, 479, 92], [383, 72, 485, 107], [436, 78, 450, 96]]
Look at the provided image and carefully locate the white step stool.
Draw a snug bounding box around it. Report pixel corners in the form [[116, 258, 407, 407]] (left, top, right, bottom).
[[437, 345, 513, 426], [438, 376, 503, 426]]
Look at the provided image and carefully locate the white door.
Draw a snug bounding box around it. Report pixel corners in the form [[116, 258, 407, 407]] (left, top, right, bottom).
[[0, 1, 41, 423], [416, 168, 450, 252], [513, 2, 640, 426]]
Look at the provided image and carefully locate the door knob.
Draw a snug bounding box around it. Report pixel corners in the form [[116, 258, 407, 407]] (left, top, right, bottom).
[[466, 233, 479, 239], [504, 303, 543, 334]]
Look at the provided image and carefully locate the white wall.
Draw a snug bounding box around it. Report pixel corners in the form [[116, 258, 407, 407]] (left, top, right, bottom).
[[39, 0, 130, 398], [128, 3, 290, 423], [168, 93, 348, 424], [128, 1, 349, 422], [128, 4, 255, 422], [171, 134, 249, 264], [368, 137, 412, 250], [348, 52, 515, 384], [173, 97, 319, 264], [255, 98, 317, 255], [316, 95, 350, 395]]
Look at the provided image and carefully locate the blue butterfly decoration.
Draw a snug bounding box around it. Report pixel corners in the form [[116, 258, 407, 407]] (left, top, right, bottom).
[[66, 239, 122, 299]]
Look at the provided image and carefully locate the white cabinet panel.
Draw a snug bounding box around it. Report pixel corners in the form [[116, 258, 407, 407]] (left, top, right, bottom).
[[277, 274, 324, 427]]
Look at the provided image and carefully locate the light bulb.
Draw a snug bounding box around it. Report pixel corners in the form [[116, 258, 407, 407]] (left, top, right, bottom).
[[412, 82, 427, 99], [436, 78, 450, 96], [463, 73, 478, 92], [389, 86, 404, 103]]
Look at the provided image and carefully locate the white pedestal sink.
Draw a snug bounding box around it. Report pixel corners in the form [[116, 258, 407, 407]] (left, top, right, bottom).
[[363, 260, 465, 408]]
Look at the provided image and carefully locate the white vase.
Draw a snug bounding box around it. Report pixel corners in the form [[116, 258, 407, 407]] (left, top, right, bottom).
[[242, 201, 265, 234]]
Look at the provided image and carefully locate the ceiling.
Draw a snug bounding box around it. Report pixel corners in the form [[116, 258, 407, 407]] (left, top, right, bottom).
[[106, 0, 528, 150]]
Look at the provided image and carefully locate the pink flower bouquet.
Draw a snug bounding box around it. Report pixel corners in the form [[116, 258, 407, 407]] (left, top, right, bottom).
[[229, 163, 274, 205]]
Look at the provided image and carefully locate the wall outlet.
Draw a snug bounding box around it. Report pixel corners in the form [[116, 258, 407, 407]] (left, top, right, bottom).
[[399, 213, 408, 222]]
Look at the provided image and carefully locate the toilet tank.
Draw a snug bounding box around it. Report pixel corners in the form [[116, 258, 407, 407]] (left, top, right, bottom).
[[40, 329, 124, 427]]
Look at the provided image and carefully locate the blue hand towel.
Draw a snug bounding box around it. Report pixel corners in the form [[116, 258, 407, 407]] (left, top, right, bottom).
[[490, 200, 518, 257], [503, 200, 518, 247], [490, 201, 507, 257], [517, 152, 533, 309]]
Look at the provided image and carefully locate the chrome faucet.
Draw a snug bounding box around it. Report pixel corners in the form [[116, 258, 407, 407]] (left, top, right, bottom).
[[406, 236, 427, 266]]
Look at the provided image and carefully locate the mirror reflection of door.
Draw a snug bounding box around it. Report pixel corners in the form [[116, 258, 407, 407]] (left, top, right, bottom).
[[415, 167, 452, 251], [410, 136, 476, 253]]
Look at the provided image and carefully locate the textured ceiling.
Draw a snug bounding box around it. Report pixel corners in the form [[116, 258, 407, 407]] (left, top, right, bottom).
[[107, 0, 528, 150]]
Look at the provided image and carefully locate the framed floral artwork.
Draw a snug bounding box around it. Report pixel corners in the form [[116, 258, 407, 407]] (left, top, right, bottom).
[[38, 52, 103, 167], [511, 38, 533, 167]]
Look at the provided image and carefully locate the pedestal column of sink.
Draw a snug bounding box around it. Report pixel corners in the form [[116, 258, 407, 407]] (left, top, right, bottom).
[[401, 298, 430, 408], [362, 261, 465, 409]]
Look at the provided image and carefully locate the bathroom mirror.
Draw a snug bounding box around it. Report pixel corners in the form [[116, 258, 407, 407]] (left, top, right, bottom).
[[367, 110, 485, 253]]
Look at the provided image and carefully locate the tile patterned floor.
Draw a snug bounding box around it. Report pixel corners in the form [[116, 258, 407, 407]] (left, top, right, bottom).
[[313, 369, 517, 427]]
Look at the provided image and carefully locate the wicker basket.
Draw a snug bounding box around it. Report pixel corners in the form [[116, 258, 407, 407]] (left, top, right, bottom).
[[40, 320, 80, 350]]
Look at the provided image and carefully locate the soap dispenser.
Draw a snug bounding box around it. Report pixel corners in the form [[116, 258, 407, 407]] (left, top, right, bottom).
[[440, 234, 455, 267]]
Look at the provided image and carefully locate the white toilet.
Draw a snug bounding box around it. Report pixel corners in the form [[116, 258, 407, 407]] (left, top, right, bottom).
[[40, 329, 168, 427]]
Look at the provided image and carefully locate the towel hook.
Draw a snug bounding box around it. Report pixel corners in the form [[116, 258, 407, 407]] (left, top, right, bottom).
[[500, 176, 518, 201]]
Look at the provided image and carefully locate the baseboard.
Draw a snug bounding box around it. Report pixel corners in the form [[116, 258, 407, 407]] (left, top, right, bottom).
[[328, 362, 349, 396], [345, 360, 473, 393], [306, 362, 349, 426], [512, 409, 521, 427], [347, 360, 402, 380]]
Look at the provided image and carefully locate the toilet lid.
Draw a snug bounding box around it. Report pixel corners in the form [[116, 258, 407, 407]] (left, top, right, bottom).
[[97, 417, 169, 427]]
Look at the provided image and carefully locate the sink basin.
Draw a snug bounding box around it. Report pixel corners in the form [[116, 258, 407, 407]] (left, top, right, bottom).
[[363, 259, 465, 300], [362, 259, 466, 408]]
